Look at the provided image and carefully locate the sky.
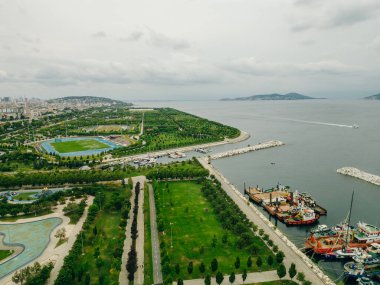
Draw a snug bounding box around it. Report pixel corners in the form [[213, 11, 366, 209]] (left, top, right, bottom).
[[0, 0, 380, 100]]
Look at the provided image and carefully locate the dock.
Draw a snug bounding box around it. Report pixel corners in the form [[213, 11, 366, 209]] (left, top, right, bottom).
[[337, 167, 380, 186], [198, 157, 335, 285], [209, 140, 284, 160]]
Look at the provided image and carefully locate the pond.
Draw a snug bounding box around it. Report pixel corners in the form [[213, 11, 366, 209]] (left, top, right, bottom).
[[0, 217, 62, 279]]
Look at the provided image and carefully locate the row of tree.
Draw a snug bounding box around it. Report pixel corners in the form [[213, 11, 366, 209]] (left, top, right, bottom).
[[126, 181, 141, 281]]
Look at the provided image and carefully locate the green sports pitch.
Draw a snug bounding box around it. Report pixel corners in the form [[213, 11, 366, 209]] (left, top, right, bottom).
[[50, 139, 110, 153]]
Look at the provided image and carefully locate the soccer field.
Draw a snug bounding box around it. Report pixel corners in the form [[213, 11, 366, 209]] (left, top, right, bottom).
[[50, 139, 110, 153]]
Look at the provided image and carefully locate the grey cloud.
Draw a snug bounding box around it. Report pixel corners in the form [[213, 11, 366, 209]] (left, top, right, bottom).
[[119, 28, 190, 50], [120, 31, 144, 42], [291, 0, 380, 31], [92, 31, 107, 38], [226, 57, 358, 77], [17, 33, 40, 44], [1, 56, 218, 86], [146, 29, 190, 50]]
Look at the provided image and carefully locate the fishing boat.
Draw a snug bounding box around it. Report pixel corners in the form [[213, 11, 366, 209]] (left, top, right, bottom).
[[353, 255, 379, 265], [284, 207, 319, 225], [344, 261, 380, 278], [367, 243, 380, 254], [357, 277, 374, 285]]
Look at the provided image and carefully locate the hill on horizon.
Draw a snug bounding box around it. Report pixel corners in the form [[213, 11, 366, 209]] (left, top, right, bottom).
[[221, 92, 318, 101], [363, 94, 380, 100], [48, 96, 131, 105]]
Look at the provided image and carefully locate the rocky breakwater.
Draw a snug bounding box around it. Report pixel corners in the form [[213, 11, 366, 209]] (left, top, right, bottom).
[[337, 167, 380, 186], [210, 140, 285, 160]]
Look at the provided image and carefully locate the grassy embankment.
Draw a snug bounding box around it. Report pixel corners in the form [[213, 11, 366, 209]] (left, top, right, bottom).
[[154, 181, 276, 281]]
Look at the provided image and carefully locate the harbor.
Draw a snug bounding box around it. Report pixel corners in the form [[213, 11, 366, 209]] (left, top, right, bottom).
[[198, 156, 336, 285], [209, 140, 284, 160], [245, 185, 327, 225], [337, 167, 380, 186]]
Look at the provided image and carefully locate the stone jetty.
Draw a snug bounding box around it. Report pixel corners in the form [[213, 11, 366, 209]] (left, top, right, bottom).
[[337, 167, 380, 186], [209, 140, 284, 160]]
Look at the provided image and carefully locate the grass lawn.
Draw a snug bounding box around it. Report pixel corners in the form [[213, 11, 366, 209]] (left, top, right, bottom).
[[155, 181, 275, 280], [73, 187, 131, 284], [144, 184, 154, 285], [51, 139, 109, 153], [14, 191, 39, 201], [0, 250, 13, 261]]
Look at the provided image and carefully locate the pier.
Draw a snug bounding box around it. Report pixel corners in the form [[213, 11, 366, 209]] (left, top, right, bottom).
[[198, 157, 335, 285], [337, 167, 380, 186], [209, 140, 285, 160]]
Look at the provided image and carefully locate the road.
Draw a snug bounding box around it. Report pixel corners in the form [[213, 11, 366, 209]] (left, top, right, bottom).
[[148, 183, 163, 284], [198, 157, 334, 285]]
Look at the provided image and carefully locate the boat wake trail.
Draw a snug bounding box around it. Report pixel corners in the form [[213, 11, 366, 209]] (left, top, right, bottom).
[[254, 115, 356, 128]]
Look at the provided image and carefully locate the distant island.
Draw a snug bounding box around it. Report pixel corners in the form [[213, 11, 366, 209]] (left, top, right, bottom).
[[48, 95, 131, 105], [221, 92, 318, 101], [363, 94, 380, 100]]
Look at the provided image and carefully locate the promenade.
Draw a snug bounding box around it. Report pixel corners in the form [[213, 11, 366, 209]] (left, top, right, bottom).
[[198, 157, 334, 285]]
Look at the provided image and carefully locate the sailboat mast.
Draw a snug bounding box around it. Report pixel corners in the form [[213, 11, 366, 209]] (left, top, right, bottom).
[[345, 190, 354, 245]]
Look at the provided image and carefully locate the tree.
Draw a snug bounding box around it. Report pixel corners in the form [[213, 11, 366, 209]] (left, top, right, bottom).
[[55, 228, 66, 240], [289, 263, 297, 280], [242, 269, 247, 284], [276, 251, 284, 264], [199, 262, 206, 275], [222, 233, 228, 244], [211, 235, 217, 248], [211, 258, 218, 272], [204, 275, 211, 285], [267, 255, 274, 266], [297, 272, 305, 282], [187, 261, 193, 274], [229, 272, 235, 284], [256, 256, 262, 270], [175, 263, 180, 275], [216, 272, 224, 285], [177, 278, 184, 285], [303, 281, 312, 285], [234, 257, 240, 269], [277, 264, 286, 280], [247, 256, 252, 268]]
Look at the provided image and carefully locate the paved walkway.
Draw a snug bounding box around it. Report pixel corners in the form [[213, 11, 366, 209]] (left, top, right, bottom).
[[183, 270, 281, 285], [148, 183, 163, 284], [119, 176, 145, 285], [198, 157, 332, 285]]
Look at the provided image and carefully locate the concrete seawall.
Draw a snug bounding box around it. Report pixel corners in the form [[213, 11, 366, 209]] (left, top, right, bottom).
[[210, 140, 285, 160], [198, 157, 336, 285], [337, 167, 380, 186]]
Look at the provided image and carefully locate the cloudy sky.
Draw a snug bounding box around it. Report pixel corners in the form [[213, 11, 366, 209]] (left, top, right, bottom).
[[1, 0, 380, 100]]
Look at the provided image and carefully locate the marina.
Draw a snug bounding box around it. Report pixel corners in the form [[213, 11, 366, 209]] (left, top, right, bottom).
[[245, 185, 327, 225]]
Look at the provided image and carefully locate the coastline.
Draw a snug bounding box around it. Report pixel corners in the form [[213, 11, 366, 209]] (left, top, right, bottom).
[[198, 157, 335, 285], [102, 130, 251, 165]]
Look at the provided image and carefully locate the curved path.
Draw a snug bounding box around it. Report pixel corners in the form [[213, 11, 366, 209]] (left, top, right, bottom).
[[0, 197, 94, 285]]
